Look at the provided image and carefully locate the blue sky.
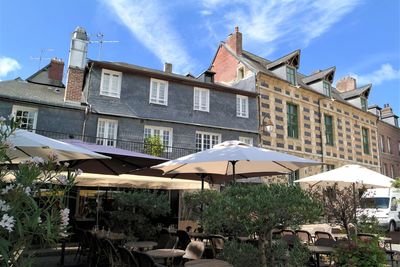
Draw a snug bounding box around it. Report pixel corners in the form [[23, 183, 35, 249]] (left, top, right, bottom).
[[0, 0, 399, 114]]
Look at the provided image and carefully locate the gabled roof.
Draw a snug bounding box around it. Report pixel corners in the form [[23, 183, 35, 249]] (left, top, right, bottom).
[[91, 60, 258, 97], [26, 63, 64, 88], [0, 80, 81, 109], [266, 49, 301, 70], [302, 67, 336, 84], [339, 84, 372, 100]]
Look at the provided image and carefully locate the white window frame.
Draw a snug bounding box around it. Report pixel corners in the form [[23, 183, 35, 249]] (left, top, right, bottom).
[[149, 78, 168, 105], [99, 69, 122, 98], [387, 137, 392, 154], [96, 118, 118, 147], [12, 105, 38, 132], [236, 95, 249, 118], [239, 136, 253, 146], [195, 131, 221, 151], [193, 87, 210, 112], [144, 125, 173, 152]]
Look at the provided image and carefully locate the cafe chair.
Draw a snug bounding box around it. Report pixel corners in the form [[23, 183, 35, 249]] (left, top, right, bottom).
[[118, 246, 140, 267], [295, 230, 313, 245], [314, 231, 334, 241], [209, 235, 225, 258], [131, 250, 166, 267], [176, 230, 191, 250], [156, 230, 172, 249], [281, 229, 295, 236]]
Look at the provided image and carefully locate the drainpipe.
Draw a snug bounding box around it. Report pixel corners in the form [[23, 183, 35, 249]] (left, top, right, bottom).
[[255, 74, 263, 147], [81, 62, 94, 140]]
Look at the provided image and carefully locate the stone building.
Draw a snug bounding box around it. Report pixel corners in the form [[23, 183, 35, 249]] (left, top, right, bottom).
[[369, 104, 400, 178], [211, 27, 380, 181]]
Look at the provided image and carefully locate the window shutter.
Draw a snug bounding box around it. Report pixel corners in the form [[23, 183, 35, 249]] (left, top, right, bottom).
[[194, 89, 200, 110], [159, 83, 166, 104], [102, 73, 110, 93]]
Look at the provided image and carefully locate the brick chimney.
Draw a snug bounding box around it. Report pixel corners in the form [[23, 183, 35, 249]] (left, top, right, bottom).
[[65, 26, 89, 103], [381, 104, 393, 116], [336, 76, 356, 92], [226, 26, 242, 56], [48, 58, 64, 83]]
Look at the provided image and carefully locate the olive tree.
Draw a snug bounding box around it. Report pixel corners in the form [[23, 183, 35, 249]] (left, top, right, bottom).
[[185, 184, 322, 267]]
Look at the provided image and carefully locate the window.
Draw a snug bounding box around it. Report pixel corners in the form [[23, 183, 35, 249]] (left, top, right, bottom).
[[12, 105, 38, 132], [195, 132, 221, 151], [286, 66, 296, 85], [362, 127, 370, 154], [149, 78, 168, 105], [238, 67, 244, 79], [100, 69, 122, 98], [380, 135, 385, 152], [239, 137, 253, 146], [391, 165, 395, 178], [398, 142, 400, 156], [383, 163, 387, 175], [323, 81, 331, 98], [193, 87, 209, 112], [236, 95, 249, 118], [326, 164, 335, 171], [324, 114, 334, 146], [144, 126, 173, 152], [387, 137, 392, 154], [96, 119, 118, 147], [288, 170, 299, 185], [287, 103, 298, 138], [391, 197, 397, 211], [361, 97, 368, 111]]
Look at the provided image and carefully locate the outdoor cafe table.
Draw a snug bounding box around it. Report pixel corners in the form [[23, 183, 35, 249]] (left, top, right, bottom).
[[185, 259, 233, 267], [146, 248, 185, 265], [307, 245, 334, 267], [125, 241, 157, 251]]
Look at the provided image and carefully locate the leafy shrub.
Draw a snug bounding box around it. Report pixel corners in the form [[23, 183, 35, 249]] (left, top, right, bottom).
[[144, 136, 164, 156], [334, 237, 386, 267], [217, 240, 260, 267]]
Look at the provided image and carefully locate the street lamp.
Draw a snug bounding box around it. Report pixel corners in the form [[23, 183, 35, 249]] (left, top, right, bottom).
[[261, 114, 274, 133]]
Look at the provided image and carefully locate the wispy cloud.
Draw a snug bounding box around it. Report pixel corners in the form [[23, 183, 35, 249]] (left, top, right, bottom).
[[103, 0, 193, 73], [199, 0, 361, 56], [0, 56, 21, 78], [351, 64, 400, 85]]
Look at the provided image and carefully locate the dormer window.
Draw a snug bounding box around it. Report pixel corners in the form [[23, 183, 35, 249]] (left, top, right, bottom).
[[323, 81, 331, 98], [361, 97, 367, 111], [286, 66, 296, 85]]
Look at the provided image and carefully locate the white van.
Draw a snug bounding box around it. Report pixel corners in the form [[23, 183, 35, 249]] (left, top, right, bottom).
[[359, 188, 400, 232]]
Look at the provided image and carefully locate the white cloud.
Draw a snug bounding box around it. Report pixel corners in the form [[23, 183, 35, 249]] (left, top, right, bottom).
[[0, 57, 21, 77], [351, 64, 400, 85], [199, 0, 360, 56], [104, 0, 193, 73]]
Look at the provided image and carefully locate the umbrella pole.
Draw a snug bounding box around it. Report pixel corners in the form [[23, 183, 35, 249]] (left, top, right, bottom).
[[231, 161, 238, 183]]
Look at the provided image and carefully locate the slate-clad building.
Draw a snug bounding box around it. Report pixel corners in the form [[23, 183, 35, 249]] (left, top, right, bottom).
[[0, 27, 259, 160]]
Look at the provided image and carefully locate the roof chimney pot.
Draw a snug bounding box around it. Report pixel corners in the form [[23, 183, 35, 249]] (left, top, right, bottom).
[[164, 62, 173, 73]]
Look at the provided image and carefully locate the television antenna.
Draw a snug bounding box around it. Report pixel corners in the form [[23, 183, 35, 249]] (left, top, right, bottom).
[[89, 33, 119, 60], [30, 48, 54, 69]]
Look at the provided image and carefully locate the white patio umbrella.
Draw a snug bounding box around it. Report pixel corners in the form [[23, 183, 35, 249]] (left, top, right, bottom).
[[4, 129, 109, 163], [151, 140, 322, 188], [294, 164, 394, 189]]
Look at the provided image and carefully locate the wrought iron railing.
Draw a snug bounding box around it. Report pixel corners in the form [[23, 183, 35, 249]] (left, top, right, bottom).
[[35, 129, 197, 159]]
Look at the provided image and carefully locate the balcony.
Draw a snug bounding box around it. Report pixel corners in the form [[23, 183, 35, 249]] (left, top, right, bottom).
[[35, 129, 197, 159]]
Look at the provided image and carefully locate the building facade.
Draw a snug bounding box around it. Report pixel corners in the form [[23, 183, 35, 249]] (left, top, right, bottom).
[[211, 27, 381, 180], [369, 104, 400, 178], [0, 27, 259, 160]]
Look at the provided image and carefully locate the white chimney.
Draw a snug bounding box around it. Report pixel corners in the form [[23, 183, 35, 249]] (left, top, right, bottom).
[[67, 26, 89, 69]]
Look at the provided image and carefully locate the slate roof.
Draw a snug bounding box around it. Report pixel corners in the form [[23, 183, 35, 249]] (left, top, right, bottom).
[[0, 80, 82, 109], [91, 60, 257, 97], [302, 67, 336, 84], [26, 63, 65, 88], [339, 84, 372, 100]]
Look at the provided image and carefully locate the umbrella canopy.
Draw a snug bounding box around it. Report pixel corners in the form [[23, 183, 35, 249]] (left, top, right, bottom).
[[62, 139, 168, 175], [151, 140, 321, 185], [294, 164, 394, 189], [4, 129, 109, 163], [73, 173, 210, 190]]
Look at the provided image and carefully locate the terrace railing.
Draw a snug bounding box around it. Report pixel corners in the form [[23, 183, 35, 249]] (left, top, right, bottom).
[[35, 129, 197, 159]]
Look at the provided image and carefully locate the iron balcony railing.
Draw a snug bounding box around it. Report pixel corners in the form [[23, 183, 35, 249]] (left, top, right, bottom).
[[35, 129, 197, 159]]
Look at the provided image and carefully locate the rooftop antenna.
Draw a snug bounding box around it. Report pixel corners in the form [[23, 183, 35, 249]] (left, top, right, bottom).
[[30, 48, 54, 69], [89, 33, 119, 60]]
